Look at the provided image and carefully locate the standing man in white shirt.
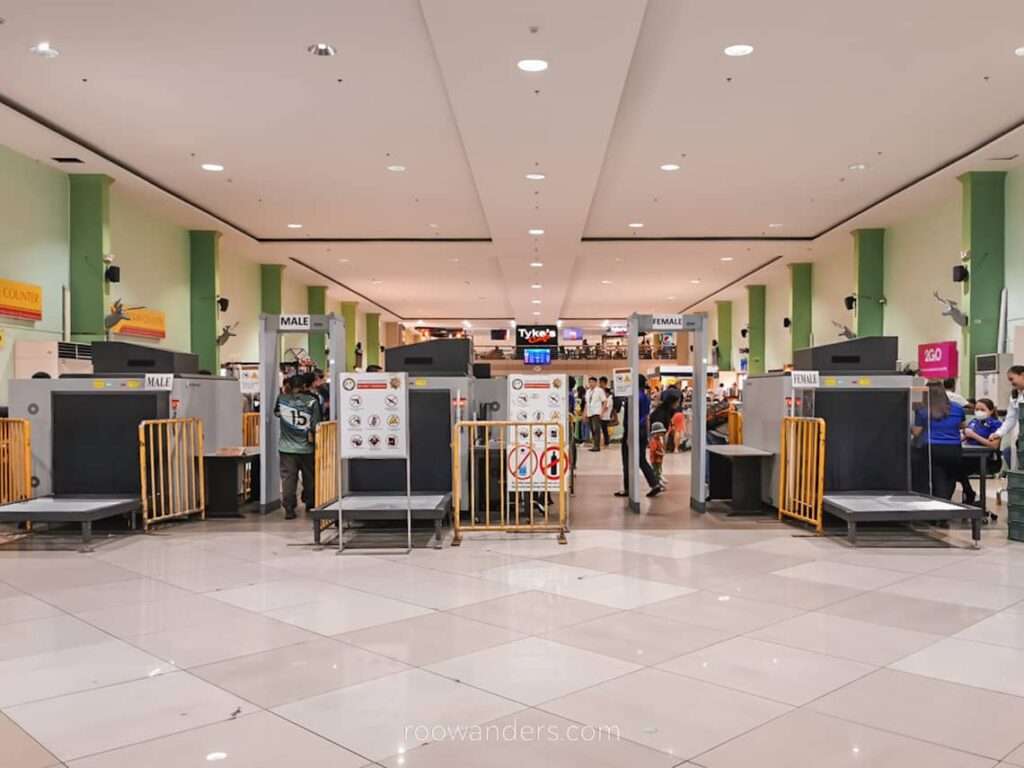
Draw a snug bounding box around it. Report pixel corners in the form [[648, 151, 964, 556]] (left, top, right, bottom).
[[986, 367, 1024, 467], [585, 376, 608, 452]]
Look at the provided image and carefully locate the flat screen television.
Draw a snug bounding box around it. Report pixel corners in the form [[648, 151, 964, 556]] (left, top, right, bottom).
[[490, 329, 509, 341], [523, 348, 552, 365]]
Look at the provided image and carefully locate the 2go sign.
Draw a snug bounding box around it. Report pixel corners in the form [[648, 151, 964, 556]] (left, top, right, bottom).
[[918, 340, 958, 379]]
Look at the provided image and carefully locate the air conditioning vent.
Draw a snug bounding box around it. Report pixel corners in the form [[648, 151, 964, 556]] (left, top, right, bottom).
[[57, 342, 92, 360], [988, 154, 1019, 162], [51, 157, 84, 164]]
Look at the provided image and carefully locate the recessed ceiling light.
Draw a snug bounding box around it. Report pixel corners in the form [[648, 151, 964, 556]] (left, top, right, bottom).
[[517, 59, 548, 72], [530, 261, 544, 268], [660, 163, 680, 171], [338, 258, 350, 263], [532, 311, 541, 316], [667, 295, 676, 300], [206, 753, 228, 762], [601, 280, 613, 285], [371, 279, 383, 285], [724, 44, 754, 57], [201, 163, 224, 172], [308, 42, 336, 56], [848, 162, 867, 171], [528, 228, 545, 236], [531, 283, 542, 289], [768, 223, 783, 228], [721, 256, 734, 262], [525, 172, 545, 180], [690, 279, 701, 284], [416, 319, 424, 326], [1015, 46, 1024, 57], [531, 299, 542, 304], [386, 164, 406, 172], [429, 223, 438, 228], [628, 222, 644, 228], [287, 223, 303, 229], [449, 257, 459, 262], [30, 41, 60, 58]]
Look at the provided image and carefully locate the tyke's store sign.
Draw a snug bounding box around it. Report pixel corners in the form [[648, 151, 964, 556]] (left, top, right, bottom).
[[0, 278, 43, 322]]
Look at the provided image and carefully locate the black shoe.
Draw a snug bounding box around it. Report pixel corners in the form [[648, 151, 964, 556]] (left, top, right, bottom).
[[614, 490, 628, 497], [646, 485, 664, 498], [589, 448, 601, 452], [284, 511, 297, 520]]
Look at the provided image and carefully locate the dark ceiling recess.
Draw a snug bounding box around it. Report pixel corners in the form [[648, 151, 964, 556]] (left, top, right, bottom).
[[52, 157, 84, 164]]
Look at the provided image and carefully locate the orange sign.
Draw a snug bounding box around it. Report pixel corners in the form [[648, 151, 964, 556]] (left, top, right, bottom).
[[113, 307, 166, 339], [0, 278, 43, 321]]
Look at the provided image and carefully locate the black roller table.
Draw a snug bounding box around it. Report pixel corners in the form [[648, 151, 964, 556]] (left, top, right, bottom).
[[204, 448, 261, 517], [311, 492, 452, 549], [706, 445, 773, 514], [962, 443, 999, 522], [823, 491, 982, 547], [0, 495, 141, 552]]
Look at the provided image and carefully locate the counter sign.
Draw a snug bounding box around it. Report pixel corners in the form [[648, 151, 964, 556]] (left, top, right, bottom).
[[279, 314, 311, 331]]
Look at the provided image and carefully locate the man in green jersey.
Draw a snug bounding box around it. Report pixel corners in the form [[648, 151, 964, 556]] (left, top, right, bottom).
[[275, 374, 322, 519]]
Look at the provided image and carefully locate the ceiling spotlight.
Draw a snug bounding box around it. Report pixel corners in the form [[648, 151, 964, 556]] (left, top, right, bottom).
[[848, 162, 867, 171], [287, 223, 303, 229], [371, 279, 383, 285], [768, 223, 783, 228], [628, 222, 644, 228], [531, 283, 542, 289], [206, 752, 228, 762], [308, 42, 337, 56], [532, 311, 541, 316], [338, 258, 350, 263], [30, 41, 60, 58], [1015, 47, 1024, 57], [531, 299, 542, 304], [525, 172, 545, 180], [517, 59, 548, 72], [660, 163, 680, 171], [429, 223, 438, 228], [601, 280, 613, 285], [690, 279, 701, 284], [449, 257, 460, 262], [530, 261, 544, 268], [416, 319, 424, 326], [721, 256, 734, 262], [528, 228, 545, 236], [201, 163, 224, 172], [667, 295, 677, 300], [386, 164, 406, 172], [724, 44, 754, 57]]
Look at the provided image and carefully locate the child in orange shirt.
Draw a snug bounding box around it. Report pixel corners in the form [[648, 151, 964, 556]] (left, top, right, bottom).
[[649, 421, 667, 485]]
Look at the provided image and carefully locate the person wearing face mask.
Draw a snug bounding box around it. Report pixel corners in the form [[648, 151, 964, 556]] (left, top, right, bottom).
[[958, 398, 1003, 506]]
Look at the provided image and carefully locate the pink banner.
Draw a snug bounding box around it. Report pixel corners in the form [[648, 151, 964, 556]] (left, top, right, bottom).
[[918, 340, 958, 379]]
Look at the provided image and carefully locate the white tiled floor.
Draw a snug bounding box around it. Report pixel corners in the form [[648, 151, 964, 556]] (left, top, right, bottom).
[[2, 520, 1024, 766]]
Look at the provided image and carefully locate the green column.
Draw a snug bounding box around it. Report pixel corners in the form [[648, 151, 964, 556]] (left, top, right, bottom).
[[307, 286, 327, 369], [341, 301, 357, 370], [69, 174, 112, 340], [365, 313, 381, 367], [960, 171, 1006, 395], [853, 229, 885, 337], [790, 263, 813, 355], [715, 301, 732, 371], [260, 264, 283, 315], [189, 231, 220, 372], [747, 285, 766, 374]]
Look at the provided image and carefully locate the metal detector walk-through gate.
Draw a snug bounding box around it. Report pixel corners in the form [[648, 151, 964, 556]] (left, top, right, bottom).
[[258, 314, 344, 513], [626, 312, 708, 513]]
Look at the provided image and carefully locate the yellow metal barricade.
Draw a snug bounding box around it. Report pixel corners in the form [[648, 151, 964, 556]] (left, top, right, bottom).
[[138, 418, 206, 529], [0, 419, 32, 505], [314, 421, 339, 507], [727, 407, 744, 444], [452, 420, 569, 545], [242, 412, 260, 447], [778, 416, 826, 532]]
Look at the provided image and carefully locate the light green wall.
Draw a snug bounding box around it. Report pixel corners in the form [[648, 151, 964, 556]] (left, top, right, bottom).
[[0, 145, 70, 403], [1004, 168, 1024, 351], [109, 185, 191, 351], [218, 241, 261, 362], [884, 190, 962, 366]]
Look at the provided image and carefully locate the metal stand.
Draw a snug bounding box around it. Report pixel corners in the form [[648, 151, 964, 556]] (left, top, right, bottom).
[[336, 456, 413, 555]]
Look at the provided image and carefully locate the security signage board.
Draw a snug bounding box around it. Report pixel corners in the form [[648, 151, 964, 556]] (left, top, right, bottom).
[[338, 372, 408, 459], [790, 370, 820, 388], [239, 369, 260, 395], [279, 314, 311, 331], [507, 373, 568, 489], [650, 314, 695, 331], [613, 367, 633, 397], [144, 373, 174, 391]]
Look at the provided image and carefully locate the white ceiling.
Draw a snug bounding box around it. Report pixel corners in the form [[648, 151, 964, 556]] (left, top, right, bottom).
[[1, 0, 1023, 326]]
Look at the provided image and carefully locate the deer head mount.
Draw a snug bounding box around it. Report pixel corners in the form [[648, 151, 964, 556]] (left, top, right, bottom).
[[104, 299, 145, 330], [832, 321, 857, 340], [216, 322, 239, 346], [933, 291, 968, 328]]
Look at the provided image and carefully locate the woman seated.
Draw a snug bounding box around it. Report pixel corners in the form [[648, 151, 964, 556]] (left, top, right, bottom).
[[911, 380, 966, 500]]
